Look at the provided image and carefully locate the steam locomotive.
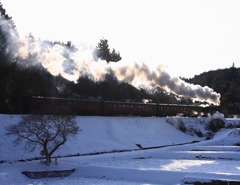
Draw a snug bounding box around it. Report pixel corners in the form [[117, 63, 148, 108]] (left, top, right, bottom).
[[30, 96, 219, 117]]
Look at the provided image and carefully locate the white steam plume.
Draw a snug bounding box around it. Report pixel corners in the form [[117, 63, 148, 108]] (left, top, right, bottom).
[[113, 63, 220, 105], [3, 19, 221, 105]]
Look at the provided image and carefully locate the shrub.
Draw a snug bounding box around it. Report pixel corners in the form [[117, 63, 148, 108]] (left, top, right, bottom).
[[206, 118, 225, 133], [166, 118, 186, 132]]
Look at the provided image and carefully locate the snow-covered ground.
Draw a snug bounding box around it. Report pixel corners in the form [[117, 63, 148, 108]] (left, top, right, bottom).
[[1, 114, 240, 185]]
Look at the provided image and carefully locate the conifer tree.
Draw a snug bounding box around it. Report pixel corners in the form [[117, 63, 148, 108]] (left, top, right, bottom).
[[94, 38, 122, 63]]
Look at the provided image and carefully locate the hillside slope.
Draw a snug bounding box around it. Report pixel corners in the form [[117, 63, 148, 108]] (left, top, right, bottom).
[[0, 115, 199, 161]]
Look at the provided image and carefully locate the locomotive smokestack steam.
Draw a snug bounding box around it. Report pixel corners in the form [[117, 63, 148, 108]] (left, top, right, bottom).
[[114, 63, 220, 105], [0, 18, 19, 60], [4, 19, 220, 105]]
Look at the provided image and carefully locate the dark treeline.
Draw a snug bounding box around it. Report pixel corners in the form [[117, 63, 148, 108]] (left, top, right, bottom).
[[0, 2, 185, 114], [0, 60, 184, 113], [2, 2, 239, 116], [185, 64, 240, 116]]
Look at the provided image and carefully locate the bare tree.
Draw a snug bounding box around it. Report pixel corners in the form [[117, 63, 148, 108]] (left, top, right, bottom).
[[6, 114, 79, 164]]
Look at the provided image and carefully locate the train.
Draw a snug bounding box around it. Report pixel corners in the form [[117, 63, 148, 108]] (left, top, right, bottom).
[[30, 96, 219, 117]]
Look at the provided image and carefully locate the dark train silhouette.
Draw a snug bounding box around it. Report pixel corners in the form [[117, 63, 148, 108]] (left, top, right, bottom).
[[30, 96, 219, 117]]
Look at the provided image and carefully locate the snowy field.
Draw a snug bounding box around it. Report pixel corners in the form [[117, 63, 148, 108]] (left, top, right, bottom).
[[1, 114, 240, 184]]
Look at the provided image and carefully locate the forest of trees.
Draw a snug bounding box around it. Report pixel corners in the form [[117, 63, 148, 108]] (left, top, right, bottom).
[[1, 2, 240, 116], [0, 2, 184, 114], [186, 65, 240, 115]]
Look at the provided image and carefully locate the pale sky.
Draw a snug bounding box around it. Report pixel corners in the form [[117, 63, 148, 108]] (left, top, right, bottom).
[[2, 0, 240, 78]]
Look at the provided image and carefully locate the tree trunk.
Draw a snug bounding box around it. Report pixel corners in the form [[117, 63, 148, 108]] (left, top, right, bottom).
[[43, 144, 51, 164], [45, 153, 51, 164]]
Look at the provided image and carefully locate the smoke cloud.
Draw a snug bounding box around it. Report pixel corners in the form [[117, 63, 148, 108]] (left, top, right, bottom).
[[3, 19, 221, 105], [113, 63, 220, 105]]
